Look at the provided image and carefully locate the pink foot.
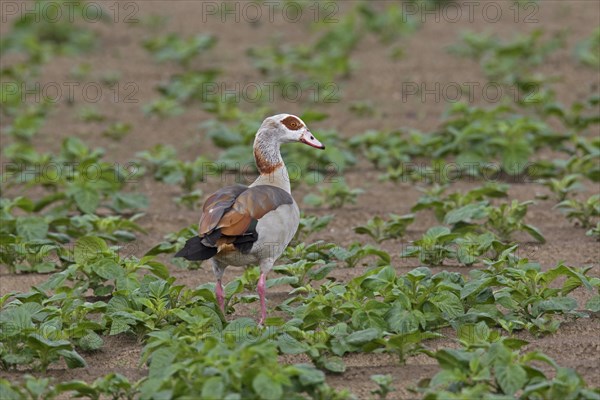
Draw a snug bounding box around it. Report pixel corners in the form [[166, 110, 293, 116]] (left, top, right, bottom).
[[257, 272, 267, 326], [215, 279, 225, 313]]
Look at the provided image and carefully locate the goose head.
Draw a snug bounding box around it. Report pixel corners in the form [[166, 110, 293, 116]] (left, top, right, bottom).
[[257, 114, 325, 150]]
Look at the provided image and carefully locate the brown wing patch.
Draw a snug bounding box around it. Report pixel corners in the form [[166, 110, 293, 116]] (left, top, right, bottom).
[[198, 184, 248, 235], [281, 116, 303, 131], [215, 185, 293, 236]]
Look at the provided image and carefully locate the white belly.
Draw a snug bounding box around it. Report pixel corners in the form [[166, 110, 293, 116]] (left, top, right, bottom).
[[214, 202, 300, 267]]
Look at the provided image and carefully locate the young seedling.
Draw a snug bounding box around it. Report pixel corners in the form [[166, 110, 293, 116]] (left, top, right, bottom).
[[541, 174, 584, 202], [303, 180, 363, 209], [102, 122, 132, 141], [556, 194, 600, 228], [402, 227, 458, 266], [587, 222, 600, 240], [354, 214, 414, 243], [143, 33, 216, 67], [295, 214, 334, 241], [485, 200, 546, 243]]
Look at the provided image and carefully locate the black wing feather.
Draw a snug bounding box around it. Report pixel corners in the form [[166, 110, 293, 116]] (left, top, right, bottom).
[[174, 236, 217, 261]]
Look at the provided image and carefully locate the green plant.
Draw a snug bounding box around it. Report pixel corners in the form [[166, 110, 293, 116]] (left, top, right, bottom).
[[143, 33, 216, 67], [449, 29, 565, 96], [1, 0, 102, 64], [3, 137, 148, 215], [142, 97, 185, 118], [432, 103, 567, 175], [295, 214, 333, 241], [143, 70, 220, 118], [541, 94, 600, 133], [541, 174, 584, 201], [402, 228, 509, 267], [36, 236, 168, 299], [556, 194, 600, 228], [402, 226, 458, 266], [77, 106, 106, 123], [349, 129, 438, 170], [248, 1, 418, 102], [348, 101, 376, 117], [282, 240, 337, 264], [1, 376, 58, 400], [272, 260, 336, 289], [138, 326, 351, 399], [484, 200, 545, 243], [0, 291, 95, 372], [370, 374, 395, 399], [303, 180, 363, 209], [587, 222, 600, 240], [575, 27, 600, 68], [418, 337, 599, 399], [3, 104, 50, 142], [136, 144, 213, 192], [470, 261, 593, 334], [102, 122, 132, 141], [354, 214, 414, 243], [329, 243, 391, 268], [412, 183, 509, 223]]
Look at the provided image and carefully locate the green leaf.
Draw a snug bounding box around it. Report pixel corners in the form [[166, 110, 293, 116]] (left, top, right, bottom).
[[495, 363, 527, 395], [201, 376, 225, 399], [444, 202, 488, 225], [108, 316, 133, 336], [431, 291, 464, 319], [346, 328, 380, 345], [323, 356, 346, 373], [502, 141, 531, 175], [278, 335, 309, 355], [252, 372, 283, 400], [586, 295, 600, 312], [146, 260, 170, 279], [457, 322, 490, 344], [16, 217, 49, 241], [27, 334, 71, 349], [535, 297, 577, 314], [91, 258, 123, 280], [58, 349, 87, 369], [78, 332, 104, 351], [148, 347, 176, 378], [296, 364, 325, 385], [522, 224, 546, 243], [434, 348, 470, 370], [267, 276, 299, 288], [73, 187, 100, 214], [308, 263, 336, 281], [74, 236, 108, 264]]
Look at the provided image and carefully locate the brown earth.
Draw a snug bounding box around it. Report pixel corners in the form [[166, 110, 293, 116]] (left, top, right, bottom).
[[1, 0, 599, 398]]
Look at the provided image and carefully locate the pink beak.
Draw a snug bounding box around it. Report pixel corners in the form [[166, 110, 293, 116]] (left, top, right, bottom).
[[300, 131, 325, 149]]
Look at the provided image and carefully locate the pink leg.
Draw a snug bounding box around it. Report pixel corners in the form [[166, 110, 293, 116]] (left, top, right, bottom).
[[215, 279, 225, 313], [257, 272, 267, 325]]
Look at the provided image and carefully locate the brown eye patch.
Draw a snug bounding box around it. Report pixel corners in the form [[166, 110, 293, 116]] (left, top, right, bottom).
[[281, 116, 303, 131]]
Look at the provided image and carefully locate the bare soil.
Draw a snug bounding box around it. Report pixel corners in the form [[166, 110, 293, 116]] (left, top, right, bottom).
[[1, 1, 599, 398]]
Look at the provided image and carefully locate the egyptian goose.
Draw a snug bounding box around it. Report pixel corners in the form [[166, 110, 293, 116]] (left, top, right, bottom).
[[175, 114, 324, 324]]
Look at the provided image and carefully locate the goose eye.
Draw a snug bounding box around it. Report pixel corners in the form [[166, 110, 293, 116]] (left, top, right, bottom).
[[281, 116, 303, 131]]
